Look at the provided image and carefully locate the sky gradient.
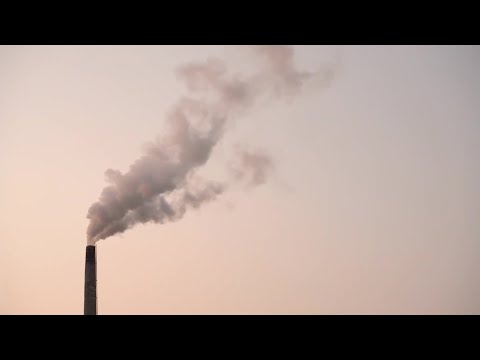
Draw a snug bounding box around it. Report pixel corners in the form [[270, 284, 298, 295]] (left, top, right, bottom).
[[1, 45, 479, 314]]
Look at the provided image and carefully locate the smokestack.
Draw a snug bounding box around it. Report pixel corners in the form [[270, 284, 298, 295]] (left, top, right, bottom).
[[84, 245, 97, 315]]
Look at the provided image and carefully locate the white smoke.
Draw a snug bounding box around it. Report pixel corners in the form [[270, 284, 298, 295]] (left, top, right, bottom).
[[86, 46, 338, 244]]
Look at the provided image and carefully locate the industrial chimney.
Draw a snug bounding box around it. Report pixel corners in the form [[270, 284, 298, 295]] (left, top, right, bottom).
[[84, 245, 97, 315]]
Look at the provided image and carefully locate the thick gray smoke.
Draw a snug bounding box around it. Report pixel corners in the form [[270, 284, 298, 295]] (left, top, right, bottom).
[[87, 46, 337, 244]]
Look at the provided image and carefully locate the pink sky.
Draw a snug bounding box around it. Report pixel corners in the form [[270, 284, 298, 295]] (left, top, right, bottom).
[[1, 45, 479, 314]]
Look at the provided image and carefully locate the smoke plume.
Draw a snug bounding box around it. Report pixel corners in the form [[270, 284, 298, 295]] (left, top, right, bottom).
[[230, 147, 274, 187], [86, 46, 337, 244]]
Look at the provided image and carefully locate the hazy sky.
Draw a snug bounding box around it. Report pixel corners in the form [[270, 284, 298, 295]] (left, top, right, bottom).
[[1, 45, 479, 314]]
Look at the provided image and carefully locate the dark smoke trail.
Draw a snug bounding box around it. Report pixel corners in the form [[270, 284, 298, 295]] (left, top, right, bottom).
[[86, 46, 337, 244]]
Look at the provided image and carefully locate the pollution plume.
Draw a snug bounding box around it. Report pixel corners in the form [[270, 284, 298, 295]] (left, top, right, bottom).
[[86, 46, 337, 244], [230, 147, 274, 187]]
